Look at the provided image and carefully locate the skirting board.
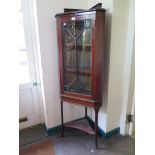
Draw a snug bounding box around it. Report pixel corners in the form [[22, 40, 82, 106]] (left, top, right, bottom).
[[46, 117, 120, 139], [86, 116, 120, 138]]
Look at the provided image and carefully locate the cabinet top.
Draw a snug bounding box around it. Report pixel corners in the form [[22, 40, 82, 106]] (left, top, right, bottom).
[[55, 8, 105, 18]]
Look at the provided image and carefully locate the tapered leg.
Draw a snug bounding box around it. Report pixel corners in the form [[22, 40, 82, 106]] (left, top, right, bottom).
[[95, 108, 99, 149], [61, 101, 64, 137], [85, 107, 87, 118]]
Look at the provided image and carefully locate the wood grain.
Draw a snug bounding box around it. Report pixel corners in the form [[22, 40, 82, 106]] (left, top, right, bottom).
[[19, 138, 55, 155]]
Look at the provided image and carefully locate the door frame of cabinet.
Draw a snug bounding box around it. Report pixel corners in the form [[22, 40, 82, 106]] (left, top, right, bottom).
[[56, 11, 105, 108]]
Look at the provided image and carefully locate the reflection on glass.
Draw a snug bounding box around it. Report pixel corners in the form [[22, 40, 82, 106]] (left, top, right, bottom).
[[62, 19, 93, 95]]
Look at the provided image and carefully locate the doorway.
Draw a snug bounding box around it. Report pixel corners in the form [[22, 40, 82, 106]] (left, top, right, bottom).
[[19, 0, 42, 130]]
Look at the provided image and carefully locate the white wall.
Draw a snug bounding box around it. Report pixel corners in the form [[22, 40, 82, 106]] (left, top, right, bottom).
[[88, 0, 135, 134], [88, 0, 113, 132], [34, 0, 89, 129], [107, 0, 135, 133], [106, 0, 130, 132]]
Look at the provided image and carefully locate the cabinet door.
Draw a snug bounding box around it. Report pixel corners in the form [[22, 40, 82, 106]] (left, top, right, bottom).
[[62, 18, 93, 95]]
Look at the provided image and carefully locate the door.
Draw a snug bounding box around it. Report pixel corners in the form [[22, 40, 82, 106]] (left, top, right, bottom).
[[59, 15, 95, 97], [19, 0, 41, 130]]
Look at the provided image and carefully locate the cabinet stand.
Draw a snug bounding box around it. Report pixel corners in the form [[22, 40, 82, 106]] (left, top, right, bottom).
[[60, 101, 100, 149], [61, 101, 64, 137], [95, 107, 99, 149], [85, 107, 87, 118]]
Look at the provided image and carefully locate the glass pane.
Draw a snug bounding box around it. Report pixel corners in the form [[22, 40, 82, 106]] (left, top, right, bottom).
[[77, 29, 92, 69], [19, 50, 30, 84], [62, 19, 92, 95], [19, 50, 28, 64], [76, 28, 92, 94], [19, 63, 30, 84], [67, 20, 84, 38], [63, 29, 76, 91], [19, 0, 26, 49]]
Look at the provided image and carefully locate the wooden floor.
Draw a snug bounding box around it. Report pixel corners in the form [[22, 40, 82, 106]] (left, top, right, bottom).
[[19, 124, 48, 146], [19, 138, 55, 155], [19, 127, 134, 155]]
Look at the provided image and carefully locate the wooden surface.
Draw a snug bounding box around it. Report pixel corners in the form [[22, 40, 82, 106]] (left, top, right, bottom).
[[19, 138, 55, 155], [64, 118, 95, 135], [61, 95, 100, 108], [56, 11, 105, 108], [55, 8, 105, 17], [92, 11, 106, 104], [56, 9, 106, 148], [64, 8, 84, 12]]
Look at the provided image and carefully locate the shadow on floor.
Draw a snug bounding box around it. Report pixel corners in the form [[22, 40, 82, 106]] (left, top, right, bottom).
[[19, 124, 48, 146]]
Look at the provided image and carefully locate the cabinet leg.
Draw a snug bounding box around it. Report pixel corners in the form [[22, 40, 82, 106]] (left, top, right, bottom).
[[85, 107, 87, 118], [95, 108, 99, 149], [61, 101, 64, 137]]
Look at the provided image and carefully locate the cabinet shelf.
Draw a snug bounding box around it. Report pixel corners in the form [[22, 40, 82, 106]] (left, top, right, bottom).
[[65, 43, 91, 46], [64, 118, 95, 135], [65, 44, 92, 52], [65, 68, 91, 74]]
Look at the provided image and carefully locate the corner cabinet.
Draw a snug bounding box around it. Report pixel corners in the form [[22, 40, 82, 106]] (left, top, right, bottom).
[[55, 8, 106, 149]]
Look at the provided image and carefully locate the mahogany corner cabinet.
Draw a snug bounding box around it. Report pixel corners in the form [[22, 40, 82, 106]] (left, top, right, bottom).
[[55, 6, 106, 149]]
